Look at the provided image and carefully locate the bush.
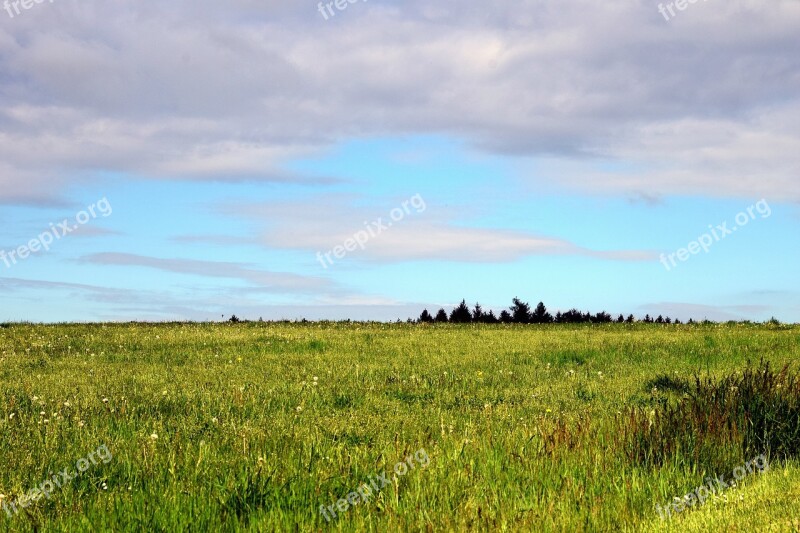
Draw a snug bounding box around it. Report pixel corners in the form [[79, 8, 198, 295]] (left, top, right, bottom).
[[621, 360, 800, 471]]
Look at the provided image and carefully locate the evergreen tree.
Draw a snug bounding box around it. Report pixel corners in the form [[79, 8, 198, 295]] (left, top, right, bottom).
[[626, 314, 635, 323], [450, 300, 473, 323], [594, 311, 613, 323], [510, 298, 532, 324], [434, 309, 449, 323], [418, 309, 434, 323], [531, 302, 553, 324], [561, 309, 583, 323], [472, 303, 485, 322], [617, 314, 625, 323], [499, 310, 513, 323]]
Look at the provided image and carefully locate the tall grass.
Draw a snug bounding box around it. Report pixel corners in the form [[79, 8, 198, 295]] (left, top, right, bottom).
[[621, 360, 800, 474]]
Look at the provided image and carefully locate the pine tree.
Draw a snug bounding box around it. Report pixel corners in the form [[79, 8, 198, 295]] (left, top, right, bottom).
[[472, 303, 485, 322], [449, 300, 473, 323], [510, 298, 532, 324], [594, 311, 613, 323], [531, 302, 553, 324]]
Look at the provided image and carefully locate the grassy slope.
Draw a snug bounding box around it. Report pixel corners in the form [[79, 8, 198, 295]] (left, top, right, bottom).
[[0, 322, 798, 531]]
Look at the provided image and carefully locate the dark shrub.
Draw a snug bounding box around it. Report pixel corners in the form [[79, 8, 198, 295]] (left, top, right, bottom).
[[621, 360, 800, 471]]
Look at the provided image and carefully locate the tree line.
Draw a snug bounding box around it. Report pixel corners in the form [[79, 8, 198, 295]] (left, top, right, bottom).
[[417, 298, 690, 325]]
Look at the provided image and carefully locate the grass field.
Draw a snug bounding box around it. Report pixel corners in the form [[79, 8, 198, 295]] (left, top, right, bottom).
[[1, 322, 799, 532]]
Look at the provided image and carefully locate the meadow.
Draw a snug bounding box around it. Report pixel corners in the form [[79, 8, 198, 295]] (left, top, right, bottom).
[[0, 322, 798, 532]]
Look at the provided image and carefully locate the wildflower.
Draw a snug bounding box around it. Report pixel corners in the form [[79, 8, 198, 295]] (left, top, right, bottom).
[[102, 398, 109, 404], [546, 408, 552, 413], [150, 433, 158, 440], [63, 401, 71, 407], [101, 482, 108, 490], [8, 413, 14, 420], [296, 406, 303, 413], [78, 420, 85, 428], [212, 417, 219, 424], [40, 411, 46, 416]]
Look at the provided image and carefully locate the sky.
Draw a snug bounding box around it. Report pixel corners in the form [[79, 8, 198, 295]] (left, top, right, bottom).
[[0, 0, 798, 323]]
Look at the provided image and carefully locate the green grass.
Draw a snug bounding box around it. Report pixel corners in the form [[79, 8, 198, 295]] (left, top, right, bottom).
[[0, 322, 798, 531]]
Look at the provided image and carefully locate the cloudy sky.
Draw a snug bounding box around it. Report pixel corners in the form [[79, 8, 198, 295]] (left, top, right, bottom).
[[1, 0, 798, 322]]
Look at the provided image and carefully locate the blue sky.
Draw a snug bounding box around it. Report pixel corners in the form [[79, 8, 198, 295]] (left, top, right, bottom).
[[1, 1, 798, 322]]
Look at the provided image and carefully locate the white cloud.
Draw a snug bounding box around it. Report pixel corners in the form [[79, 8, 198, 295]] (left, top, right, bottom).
[[224, 197, 657, 263], [1, 0, 798, 203]]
